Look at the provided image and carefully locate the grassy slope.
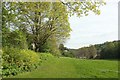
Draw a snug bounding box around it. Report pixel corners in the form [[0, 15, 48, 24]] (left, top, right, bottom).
[[12, 57, 118, 78]]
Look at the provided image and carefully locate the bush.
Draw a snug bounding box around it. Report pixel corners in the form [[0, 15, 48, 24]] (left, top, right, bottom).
[[38, 53, 55, 61], [20, 50, 40, 70], [2, 47, 40, 77]]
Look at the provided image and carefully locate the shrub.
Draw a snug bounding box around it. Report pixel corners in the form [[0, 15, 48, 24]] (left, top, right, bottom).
[[38, 53, 55, 60], [2, 47, 40, 77], [20, 50, 40, 70]]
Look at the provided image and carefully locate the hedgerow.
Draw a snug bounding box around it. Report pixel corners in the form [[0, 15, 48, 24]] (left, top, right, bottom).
[[2, 47, 40, 77]]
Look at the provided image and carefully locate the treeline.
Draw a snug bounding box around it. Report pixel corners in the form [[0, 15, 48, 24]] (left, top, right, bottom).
[[94, 40, 119, 59], [60, 40, 119, 59]]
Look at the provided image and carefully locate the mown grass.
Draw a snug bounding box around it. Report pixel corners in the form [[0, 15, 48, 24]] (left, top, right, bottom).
[[10, 54, 118, 78]]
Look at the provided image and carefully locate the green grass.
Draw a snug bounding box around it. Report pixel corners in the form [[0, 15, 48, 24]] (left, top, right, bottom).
[[10, 56, 118, 78]]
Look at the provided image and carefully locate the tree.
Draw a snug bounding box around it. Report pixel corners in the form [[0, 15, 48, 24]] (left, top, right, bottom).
[[2, 2, 28, 49], [76, 47, 89, 58], [101, 42, 117, 59], [60, 1, 105, 17], [2, 1, 105, 53], [59, 44, 65, 55], [88, 45, 97, 59]]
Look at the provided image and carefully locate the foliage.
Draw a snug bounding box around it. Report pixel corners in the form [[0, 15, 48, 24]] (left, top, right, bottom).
[[66, 40, 119, 59], [75, 45, 97, 59], [99, 41, 118, 59], [3, 30, 28, 49], [63, 51, 74, 58], [38, 53, 55, 61], [37, 36, 61, 56], [2, 2, 71, 52], [2, 1, 105, 53], [59, 44, 65, 55], [58, 44, 74, 57], [60, 1, 105, 17], [2, 48, 40, 77]]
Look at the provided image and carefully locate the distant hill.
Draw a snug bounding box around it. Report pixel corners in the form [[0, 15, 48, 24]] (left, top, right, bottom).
[[62, 40, 119, 59]]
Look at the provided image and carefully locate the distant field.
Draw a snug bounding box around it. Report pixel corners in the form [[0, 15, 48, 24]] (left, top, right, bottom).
[[11, 57, 118, 78]]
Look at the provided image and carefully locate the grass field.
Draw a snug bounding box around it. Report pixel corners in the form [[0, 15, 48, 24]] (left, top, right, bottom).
[[11, 56, 118, 78]]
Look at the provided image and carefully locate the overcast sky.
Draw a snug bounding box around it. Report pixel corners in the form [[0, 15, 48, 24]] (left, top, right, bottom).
[[64, 0, 119, 49]]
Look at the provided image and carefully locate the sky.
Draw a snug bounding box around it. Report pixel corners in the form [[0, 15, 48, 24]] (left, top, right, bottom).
[[64, 0, 119, 49]]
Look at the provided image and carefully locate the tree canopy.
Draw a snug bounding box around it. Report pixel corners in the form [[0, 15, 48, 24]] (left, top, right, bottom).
[[2, 1, 105, 54]]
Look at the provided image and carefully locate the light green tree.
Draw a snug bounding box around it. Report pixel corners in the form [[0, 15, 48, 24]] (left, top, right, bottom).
[[2, 1, 105, 53]]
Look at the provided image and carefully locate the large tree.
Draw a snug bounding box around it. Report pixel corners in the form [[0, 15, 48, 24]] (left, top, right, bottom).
[[2, 1, 105, 53]]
